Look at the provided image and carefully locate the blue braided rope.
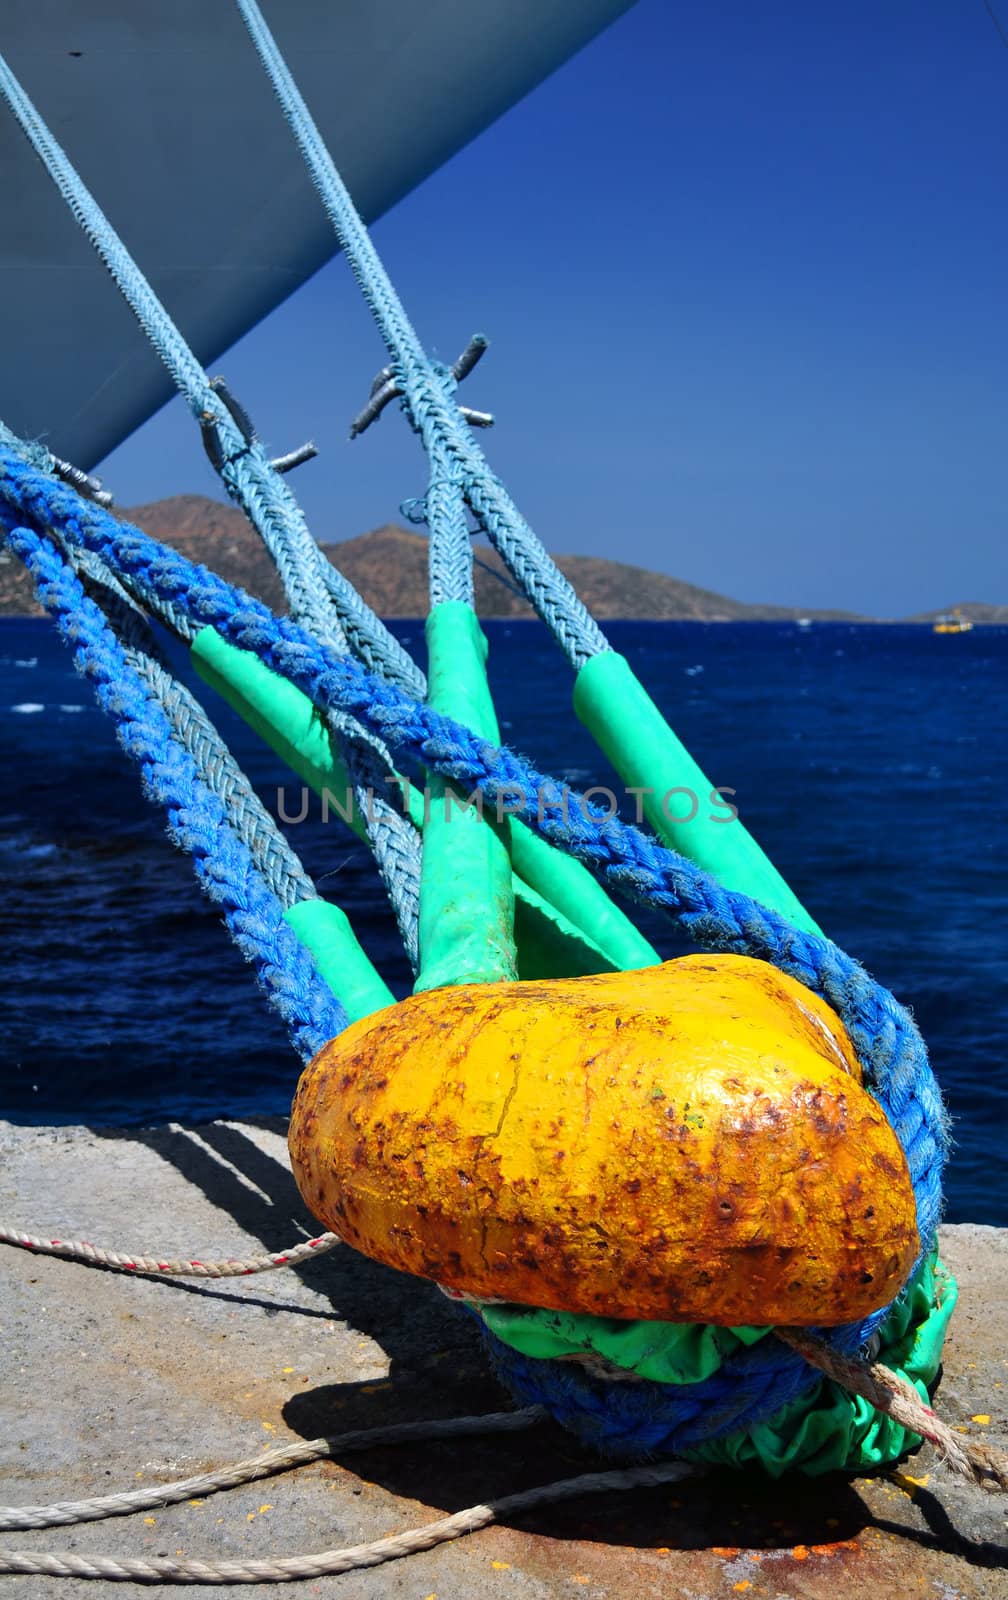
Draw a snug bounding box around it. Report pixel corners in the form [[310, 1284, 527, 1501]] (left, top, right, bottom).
[[0, 454, 948, 1448], [74, 544, 311, 905], [232, 0, 609, 671], [0, 421, 421, 960], [7, 520, 346, 1062], [0, 51, 427, 965], [0, 453, 947, 1223], [73, 553, 320, 915]]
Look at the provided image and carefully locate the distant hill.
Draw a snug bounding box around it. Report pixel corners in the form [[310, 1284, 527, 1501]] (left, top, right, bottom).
[[0, 493, 863, 622], [1, 492, 996, 623], [907, 602, 1008, 626], [323, 525, 865, 622]]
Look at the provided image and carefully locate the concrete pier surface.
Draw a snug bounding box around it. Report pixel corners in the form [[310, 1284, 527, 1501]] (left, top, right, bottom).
[[1, 1118, 1005, 1599]]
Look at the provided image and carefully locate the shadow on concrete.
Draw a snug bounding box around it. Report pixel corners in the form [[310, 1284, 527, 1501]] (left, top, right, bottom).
[[88, 1121, 1007, 1566], [873, 1490, 1008, 1571], [90, 1116, 498, 1401]]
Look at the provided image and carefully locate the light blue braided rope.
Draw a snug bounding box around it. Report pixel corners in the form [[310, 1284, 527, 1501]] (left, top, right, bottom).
[[0, 421, 420, 956], [0, 50, 425, 961], [232, 0, 608, 670], [0, 455, 947, 1216], [7, 520, 345, 1061], [0, 48, 423, 696], [426, 426, 474, 609], [0, 421, 199, 641], [0, 456, 948, 1449], [73, 549, 318, 913]]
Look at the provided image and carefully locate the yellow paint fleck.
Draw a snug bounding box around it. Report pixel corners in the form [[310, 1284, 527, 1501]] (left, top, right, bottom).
[[655, 1547, 671, 1555], [733, 1584, 753, 1593], [261, 1421, 276, 1432], [247, 1512, 256, 1523], [143, 1517, 156, 1527], [258, 1504, 273, 1515], [971, 1414, 991, 1426], [189, 1499, 205, 1508], [282, 1366, 295, 1374], [491, 1561, 511, 1570], [135, 1471, 144, 1479], [890, 1471, 927, 1498], [904, 1472, 930, 1488], [423, 1593, 437, 1599]]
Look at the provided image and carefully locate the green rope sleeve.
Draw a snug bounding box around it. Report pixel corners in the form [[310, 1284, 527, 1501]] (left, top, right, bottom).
[[189, 626, 614, 983], [284, 899, 394, 1023], [511, 876, 617, 980], [191, 624, 421, 841], [573, 651, 820, 935], [414, 602, 517, 992], [507, 821, 658, 972]]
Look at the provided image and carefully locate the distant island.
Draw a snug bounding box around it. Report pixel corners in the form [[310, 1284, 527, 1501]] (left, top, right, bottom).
[[0, 494, 1001, 624]]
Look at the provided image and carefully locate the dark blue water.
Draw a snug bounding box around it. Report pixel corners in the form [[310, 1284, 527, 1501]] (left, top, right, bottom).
[[1, 617, 1005, 1223]]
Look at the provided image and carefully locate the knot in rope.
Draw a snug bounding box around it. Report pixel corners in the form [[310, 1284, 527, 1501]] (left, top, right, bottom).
[[350, 335, 493, 439]]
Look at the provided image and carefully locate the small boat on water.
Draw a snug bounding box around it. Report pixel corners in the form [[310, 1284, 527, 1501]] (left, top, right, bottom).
[[933, 609, 974, 634]]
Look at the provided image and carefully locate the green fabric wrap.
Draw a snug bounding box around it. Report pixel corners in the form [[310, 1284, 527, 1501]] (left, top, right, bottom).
[[508, 819, 659, 973], [479, 1251, 956, 1475], [191, 624, 393, 845], [192, 626, 627, 983], [284, 898, 394, 1023], [685, 1252, 957, 1475], [415, 603, 517, 992], [573, 650, 820, 935], [480, 1298, 770, 1381]]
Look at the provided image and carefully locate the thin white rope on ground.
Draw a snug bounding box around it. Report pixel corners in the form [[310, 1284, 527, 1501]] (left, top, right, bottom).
[[0, 1460, 699, 1583], [0, 1409, 549, 1531], [0, 1225, 339, 1277]]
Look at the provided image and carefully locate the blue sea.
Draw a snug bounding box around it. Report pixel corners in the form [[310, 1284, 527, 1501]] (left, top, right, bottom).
[[1, 616, 1005, 1224]]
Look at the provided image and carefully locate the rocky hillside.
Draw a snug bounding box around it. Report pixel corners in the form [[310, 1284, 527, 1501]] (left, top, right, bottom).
[[907, 602, 1008, 626], [0, 492, 876, 621]]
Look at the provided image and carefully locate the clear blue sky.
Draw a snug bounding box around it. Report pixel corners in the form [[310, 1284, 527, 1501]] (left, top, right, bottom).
[[100, 0, 1007, 617]]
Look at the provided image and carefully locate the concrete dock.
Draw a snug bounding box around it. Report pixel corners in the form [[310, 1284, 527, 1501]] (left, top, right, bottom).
[[1, 1118, 1005, 1598]]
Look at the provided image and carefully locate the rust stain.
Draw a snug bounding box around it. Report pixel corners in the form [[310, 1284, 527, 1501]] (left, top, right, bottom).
[[289, 953, 918, 1326]]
